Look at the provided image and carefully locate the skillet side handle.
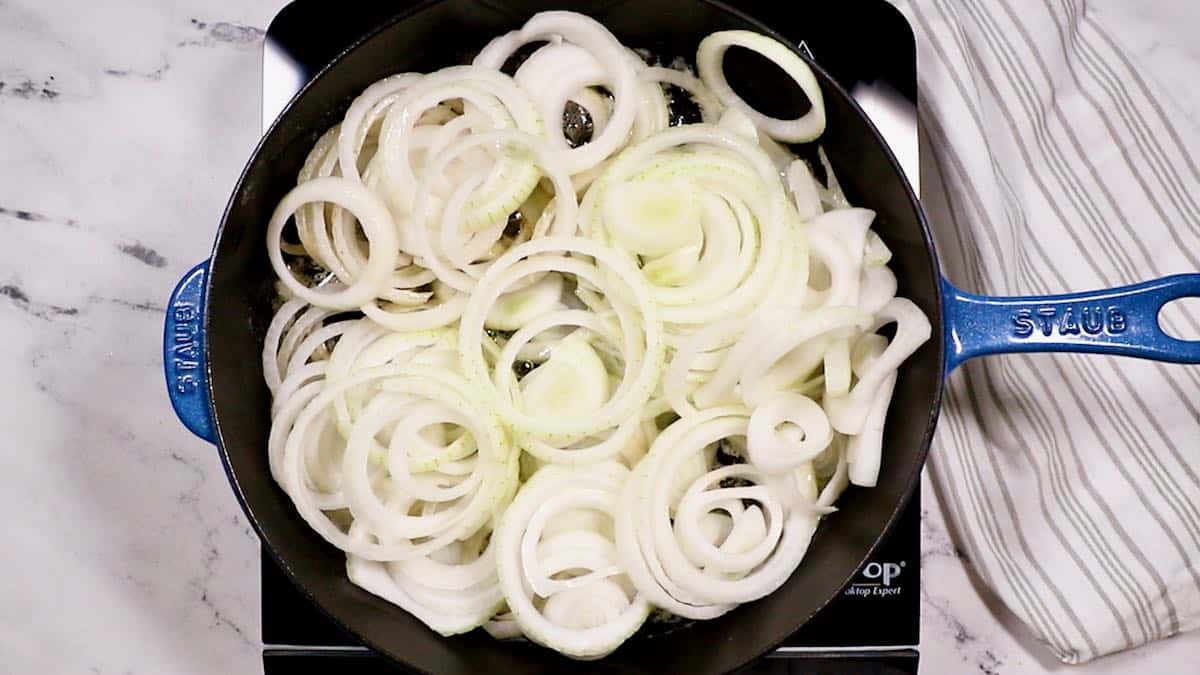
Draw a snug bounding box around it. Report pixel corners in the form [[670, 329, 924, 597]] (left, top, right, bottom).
[[942, 274, 1200, 375], [163, 261, 217, 443]]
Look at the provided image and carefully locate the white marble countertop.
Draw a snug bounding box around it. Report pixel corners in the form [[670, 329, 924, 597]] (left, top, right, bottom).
[[1, 1, 1197, 673]]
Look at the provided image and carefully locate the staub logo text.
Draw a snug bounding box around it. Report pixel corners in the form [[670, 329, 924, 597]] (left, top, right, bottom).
[[1011, 305, 1127, 339]]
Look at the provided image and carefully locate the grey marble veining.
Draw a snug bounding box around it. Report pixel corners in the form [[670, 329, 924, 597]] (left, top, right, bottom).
[[0, 2, 280, 673], [1, 1, 1196, 673]]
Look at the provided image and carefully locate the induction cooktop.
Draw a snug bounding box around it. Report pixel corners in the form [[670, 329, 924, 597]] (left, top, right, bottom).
[[257, 2, 921, 672]]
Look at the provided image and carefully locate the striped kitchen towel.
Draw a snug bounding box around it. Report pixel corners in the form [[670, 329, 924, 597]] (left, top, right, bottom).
[[891, 0, 1200, 663]]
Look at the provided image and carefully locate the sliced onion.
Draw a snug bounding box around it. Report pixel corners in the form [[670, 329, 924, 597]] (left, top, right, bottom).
[[267, 177, 399, 310], [824, 298, 931, 434], [747, 393, 833, 474], [696, 30, 826, 143], [495, 463, 649, 659], [260, 14, 934, 660], [474, 11, 639, 174]]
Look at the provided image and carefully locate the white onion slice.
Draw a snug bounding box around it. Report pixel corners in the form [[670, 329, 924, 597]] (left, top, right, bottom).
[[474, 11, 639, 174], [696, 31, 826, 143], [824, 298, 931, 434], [267, 177, 399, 310], [495, 463, 649, 659], [747, 393, 833, 474]]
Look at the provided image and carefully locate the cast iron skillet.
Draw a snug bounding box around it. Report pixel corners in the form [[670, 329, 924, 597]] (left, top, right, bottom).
[[162, 0, 1200, 672]]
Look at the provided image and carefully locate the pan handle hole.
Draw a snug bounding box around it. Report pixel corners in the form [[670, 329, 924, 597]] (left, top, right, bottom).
[[721, 46, 813, 121], [1158, 297, 1200, 341]]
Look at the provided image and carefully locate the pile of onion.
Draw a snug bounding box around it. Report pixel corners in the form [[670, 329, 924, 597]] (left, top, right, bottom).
[[264, 11, 930, 660]]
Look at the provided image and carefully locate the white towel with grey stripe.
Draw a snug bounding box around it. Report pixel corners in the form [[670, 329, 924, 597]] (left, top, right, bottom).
[[890, 0, 1200, 663]]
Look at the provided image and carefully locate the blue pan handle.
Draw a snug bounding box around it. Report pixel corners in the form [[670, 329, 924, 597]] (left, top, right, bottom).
[[163, 261, 216, 443], [943, 273, 1200, 375]]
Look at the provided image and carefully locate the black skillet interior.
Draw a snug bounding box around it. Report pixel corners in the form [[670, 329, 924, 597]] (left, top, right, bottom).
[[205, 0, 944, 672]]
